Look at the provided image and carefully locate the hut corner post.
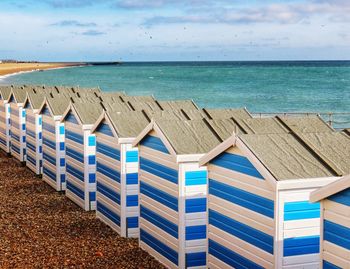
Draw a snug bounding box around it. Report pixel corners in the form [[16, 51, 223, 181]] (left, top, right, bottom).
[[84, 129, 97, 211], [178, 161, 208, 269]]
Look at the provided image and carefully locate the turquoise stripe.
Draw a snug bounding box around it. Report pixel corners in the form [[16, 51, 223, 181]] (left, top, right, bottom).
[[284, 201, 320, 221], [185, 170, 207, 186]]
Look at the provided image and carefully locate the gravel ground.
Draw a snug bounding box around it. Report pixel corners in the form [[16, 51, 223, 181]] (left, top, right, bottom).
[[0, 151, 164, 269]]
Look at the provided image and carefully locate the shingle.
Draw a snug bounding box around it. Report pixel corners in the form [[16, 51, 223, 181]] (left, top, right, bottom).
[[11, 86, 28, 104], [203, 108, 252, 120], [236, 117, 289, 134], [240, 133, 335, 180], [46, 95, 71, 116], [155, 119, 222, 155], [0, 86, 13, 101], [157, 100, 198, 110], [145, 110, 189, 121], [108, 111, 150, 138], [278, 115, 334, 133], [71, 101, 104, 125], [206, 118, 245, 140], [103, 101, 132, 112]]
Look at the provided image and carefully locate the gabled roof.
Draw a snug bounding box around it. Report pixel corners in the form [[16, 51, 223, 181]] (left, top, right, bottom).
[[277, 115, 334, 133], [42, 95, 71, 116], [100, 92, 126, 102], [203, 108, 252, 120], [182, 109, 207, 120], [310, 174, 350, 202], [206, 118, 244, 140], [0, 86, 13, 101], [157, 100, 198, 110], [26, 91, 50, 110], [144, 119, 224, 155], [120, 95, 155, 103], [11, 86, 28, 104], [103, 101, 132, 112], [127, 100, 162, 112], [236, 117, 289, 134], [67, 101, 104, 125], [106, 111, 150, 138], [145, 110, 190, 121]]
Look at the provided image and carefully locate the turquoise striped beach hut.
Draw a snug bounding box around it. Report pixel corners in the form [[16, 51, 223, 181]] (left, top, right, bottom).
[[0, 86, 13, 153], [9, 86, 29, 162], [310, 175, 350, 269], [91, 110, 149, 237], [200, 130, 350, 269], [24, 89, 50, 175], [38, 94, 72, 191], [133, 119, 232, 269], [61, 101, 104, 211]]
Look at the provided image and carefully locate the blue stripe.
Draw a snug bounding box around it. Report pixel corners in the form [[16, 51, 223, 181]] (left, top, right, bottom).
[[209, 209, 274, 254], [67, 181, 84, 200], [186, 225, 206, 240], [66, 130, 84, 145], [66, 147, 84, 163], [211, 152, 264, 179], [209, 179, 274, 218], [324, 220, 350, 250], [97, 201, 120, 226], [283, 236, 320, 256], [140, 229, 178, 266], [26, 115, 35, 124], [284, 201, 320, 221], [140, 157, 178, 184], [185, 198, 206, 213], [323, 261, 342, 269], [27, 154, 36, 166], [140, 205, 178, 238], [88, 155, 96, 165], [96, 122, 114, 137], [27, 129, 36, 138], [141, 135, 169, 154], [96, 161, 121, 183], [11, 133, 20, 142], [126, 150, 138, 162], [126, 173, 138, 185], [185, 171, 207, 186], [67, 164, 84, 182], [328, 188, 350, 206], [127, 217, 139, 229], [43, 137, 56, 150], [96, 142, 120, 161], [11, 144, 21, 154], [140, 181, 178, 211], [27, 141, 36, 152], [185, 252, 206, 267], [89, 192, 96, 202], [126, 195, 138, 207], [42, 123, 55, 134], [97, 181, 120, 205], [65, 112, 79, 124], [0, 137, 6, 146], [43, 152, 56, 166], [209, 239, 264, 269], [43, 167, 56, 181]]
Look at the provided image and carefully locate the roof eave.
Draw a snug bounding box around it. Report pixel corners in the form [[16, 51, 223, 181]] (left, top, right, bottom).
[[277, 176, 340, 191], [177, 154, 205, 163]]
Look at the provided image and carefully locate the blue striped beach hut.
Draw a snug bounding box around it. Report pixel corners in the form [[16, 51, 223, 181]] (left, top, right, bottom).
[[0, 86, 13, 153], [24, 89, 51, 175], [61, 101, 104, 211], [38, 94, 72, 191], [310, 175, 350, 269], [199, 129, 349, 269], [91, 109, 150, 237], [132, 118, 232, 269], [9, 86, 30, 162]]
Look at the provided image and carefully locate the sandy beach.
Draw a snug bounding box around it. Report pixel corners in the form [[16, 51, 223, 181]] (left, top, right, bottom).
[[0, 62, 80, 77]]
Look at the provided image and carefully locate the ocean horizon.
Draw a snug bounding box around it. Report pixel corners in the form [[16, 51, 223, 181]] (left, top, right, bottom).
[[1, 60, 349, 128]]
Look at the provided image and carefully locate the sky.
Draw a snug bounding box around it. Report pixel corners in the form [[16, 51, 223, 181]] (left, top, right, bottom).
[[0, 0, 349, 61]]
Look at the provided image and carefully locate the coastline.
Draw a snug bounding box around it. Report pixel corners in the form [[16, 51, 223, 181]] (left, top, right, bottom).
[[0, 63, 84, 83]]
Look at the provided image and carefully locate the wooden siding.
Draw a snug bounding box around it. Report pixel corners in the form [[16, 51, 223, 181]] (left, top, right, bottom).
[[42, 113, 66, 191], [10, 103, 26, 162], [65, 112, 96, 211], [25, 109, 42, 175], [207, 146, 275, 269], [0, 102, 11, 153], [322, 188, 350, 269]]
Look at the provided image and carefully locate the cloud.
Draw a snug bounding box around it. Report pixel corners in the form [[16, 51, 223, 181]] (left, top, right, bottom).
[[81, 30, 106, 36], [42, 0, 105, 8], [51, 20, 97, 27]]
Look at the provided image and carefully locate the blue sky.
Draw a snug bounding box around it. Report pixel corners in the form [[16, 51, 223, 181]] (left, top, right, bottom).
[[0, 0, 349, 61]]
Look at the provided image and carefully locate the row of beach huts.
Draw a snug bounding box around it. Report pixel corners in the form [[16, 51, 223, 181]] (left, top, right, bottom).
[[0, 85, 349, 269]]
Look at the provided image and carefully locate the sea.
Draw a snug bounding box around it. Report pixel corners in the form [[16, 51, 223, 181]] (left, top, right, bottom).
[[1, 61, 350, 129]]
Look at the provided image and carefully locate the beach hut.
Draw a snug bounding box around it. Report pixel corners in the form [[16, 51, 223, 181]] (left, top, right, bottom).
[[9, 86, 30, 162], [39, 94, 72, 191], [91, 110, 150, 237], [199, 130, 350, 269], [61, 101, 104, 211], [310, 175, 350, 269], [0, 86, 13, 153], [24, 89, 51, 175], [132, 118, 234, 269]]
